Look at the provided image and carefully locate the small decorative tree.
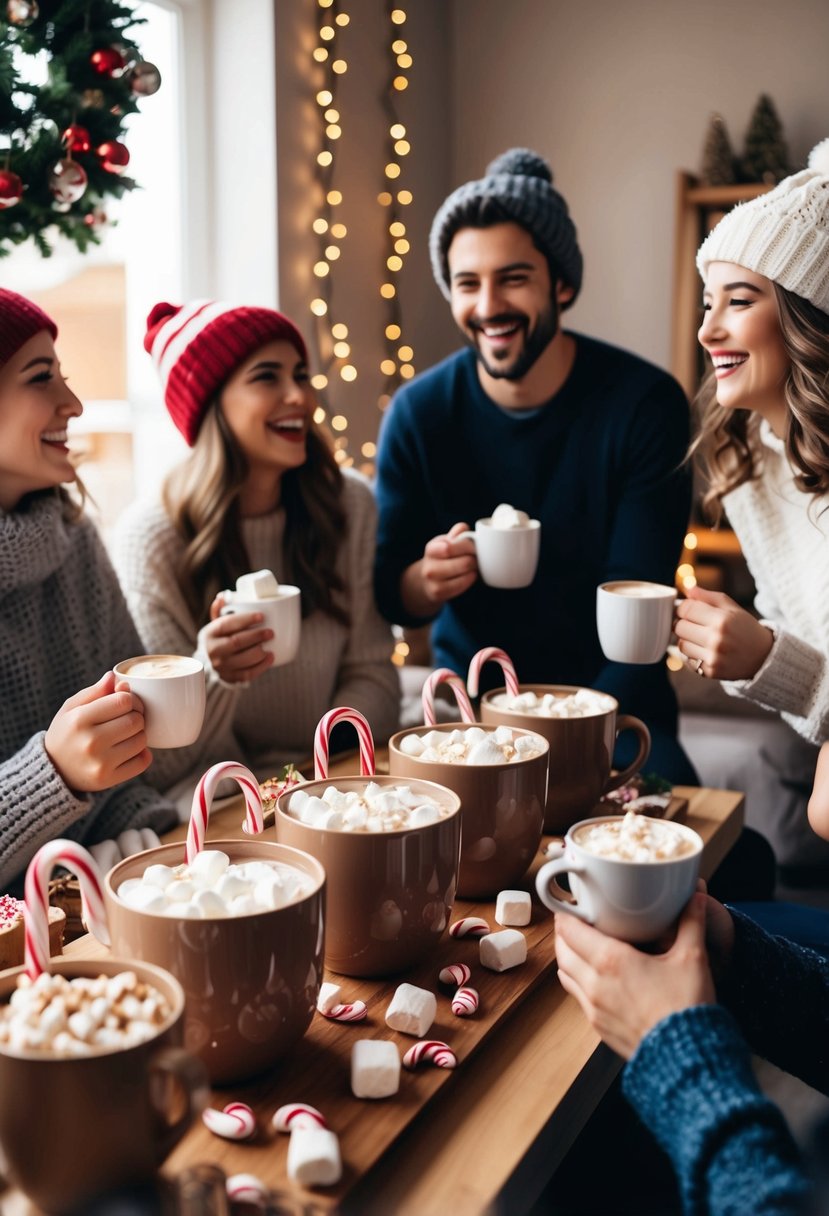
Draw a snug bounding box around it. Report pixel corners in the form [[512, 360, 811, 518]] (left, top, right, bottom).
[[740, 94, 792, 185], [699, 113, 737, 187]]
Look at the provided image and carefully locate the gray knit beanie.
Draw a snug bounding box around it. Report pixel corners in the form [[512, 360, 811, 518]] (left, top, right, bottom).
[[697, 137, 829, 313], [429, 148, 583, 303]]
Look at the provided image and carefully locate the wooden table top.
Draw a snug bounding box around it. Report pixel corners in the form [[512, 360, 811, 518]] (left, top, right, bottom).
[[9, 761, 745, 1216]]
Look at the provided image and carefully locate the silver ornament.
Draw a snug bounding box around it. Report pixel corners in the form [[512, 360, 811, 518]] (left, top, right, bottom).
[[48, 158, 88, 206], [129, 61, 162, 97], [6, 0, 39, 27]]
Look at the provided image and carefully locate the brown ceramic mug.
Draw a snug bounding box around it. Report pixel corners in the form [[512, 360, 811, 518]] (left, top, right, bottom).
[[480, 685, 651, 836], [0, 956, 207, 1215], [276, 775, 461, 978], [104, 839, 325, 1084], [388, 723, 548, 899]]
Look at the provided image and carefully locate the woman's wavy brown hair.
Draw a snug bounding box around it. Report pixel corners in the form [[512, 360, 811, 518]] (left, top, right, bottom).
[[162, 402, 348, 627], [691, 283, 829, 522]]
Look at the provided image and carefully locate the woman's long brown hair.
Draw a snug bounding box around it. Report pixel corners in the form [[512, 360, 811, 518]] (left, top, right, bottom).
[[162, 402, 348, 626], [691, 284, 829, 522]]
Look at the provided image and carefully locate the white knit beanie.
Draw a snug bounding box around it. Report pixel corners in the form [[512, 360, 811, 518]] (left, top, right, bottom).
[[697, 138, 829, 313]]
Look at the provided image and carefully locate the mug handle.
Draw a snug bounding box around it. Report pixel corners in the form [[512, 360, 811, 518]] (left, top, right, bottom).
[[149, 1045, 210, 1161], [535, 849, 593, 924], [450, 531, 477, 544], [602, 715, 652, 796]]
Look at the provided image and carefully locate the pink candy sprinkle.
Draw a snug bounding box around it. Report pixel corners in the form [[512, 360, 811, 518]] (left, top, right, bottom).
[[452, 986, 479, 1017], [272, 1103, 328, 1133], [322, 1001, 367, 1023], [0, 895, 23, 928], [449, 917, 490, 939], [202, 1102, 256, 1141], [438, 963, 471, 987], [402, 1040, 457, 1070]]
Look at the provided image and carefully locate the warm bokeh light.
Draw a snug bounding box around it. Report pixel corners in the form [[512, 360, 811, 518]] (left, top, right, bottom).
[[312, 217, 328, 234], [313, 406, 326, 424], [387, 254, 403, 271], [385, 323, 401, 340], [394, 139, 410, 156], [677, 563, 695, 581], [333, 340, 350, 358], [310, 298, 327, 316], [317, 150, 333, 167], [391, 9, 406, 24], [380, 359, 397, 375], [380, 283, 396, 298], [324, 108, 340, 122], [391, 40, 407, 55], [316, 90, 333, 106], [389, 220, 406, 236], [684, 532, 698, 550], [313, 261, 330, 277], [331, 322, 348, 339], [326, 124, 342, 140], [362, 441, 377, 458], [335, 12, 350, 25], [393, 75, 408, 90], [340, 364, 358, 382], [327, 189, 342, 205], [398, 345, 413, 361], [377, 191, 393, 205], [325, 244, 341, 260], [385, 162, 401, 178], [313, 47, 329, 63], [332, 59, 347, 74], [394, 238, 410, 254], [397, 54, 413, 70], [311, 374, 328, 390], [320, 24, 335, 40], [400, 363, 415, 379], [331, 415, 348, 431], [390, 121, 406, 137], [397, 189, 412, 204], [330, 222, 347, 238]]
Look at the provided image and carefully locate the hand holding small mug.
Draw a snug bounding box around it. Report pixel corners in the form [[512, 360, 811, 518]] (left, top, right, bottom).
[[44, 670, 151, 791], [673, 584, 773, 681], [214, 569, 301, 675], [202, 593, 276, 684], [453, 503, 541, 589]]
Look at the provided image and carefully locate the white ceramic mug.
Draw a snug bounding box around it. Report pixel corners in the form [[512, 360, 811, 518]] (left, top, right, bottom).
[[535, 814, 703, 942], [220, 585, 301, 666], [113, 654, 206, 749], [596, 580, 678, 664], [455, 518, 541, 589]]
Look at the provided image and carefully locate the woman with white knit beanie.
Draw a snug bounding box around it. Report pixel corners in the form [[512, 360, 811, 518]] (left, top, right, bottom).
[[673, 138, 829, 764], [0, 288, 175, 891]]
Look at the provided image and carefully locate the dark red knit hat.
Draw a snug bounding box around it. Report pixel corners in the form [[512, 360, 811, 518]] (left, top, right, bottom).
[[0, 288, 58, 365], [144, 300, 309, 446]]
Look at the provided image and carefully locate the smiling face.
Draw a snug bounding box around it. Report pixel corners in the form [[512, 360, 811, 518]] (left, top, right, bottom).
[[447, 222, 573, 384], [219, 338, 312, 482], [0, 330, 83, 511], [698, 261, 791, 429]]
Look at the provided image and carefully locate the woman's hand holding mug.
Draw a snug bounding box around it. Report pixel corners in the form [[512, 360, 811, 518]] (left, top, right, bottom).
[[201, 593, 275, 684], [673, 584, 774, 681]]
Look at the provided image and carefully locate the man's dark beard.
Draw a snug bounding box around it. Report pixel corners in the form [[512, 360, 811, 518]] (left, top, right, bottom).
[[468, 301, 559, 381]]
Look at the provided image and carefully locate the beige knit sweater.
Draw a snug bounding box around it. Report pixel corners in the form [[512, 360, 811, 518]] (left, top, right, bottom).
[[112, 470, 401, 790]]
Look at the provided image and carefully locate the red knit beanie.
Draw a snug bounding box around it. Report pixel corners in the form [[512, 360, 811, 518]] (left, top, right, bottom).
[[0, 289, 58, 365], [144, 300, 309, 446]]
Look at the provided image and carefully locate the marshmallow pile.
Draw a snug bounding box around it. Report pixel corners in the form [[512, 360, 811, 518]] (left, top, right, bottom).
[[226, 568, 280, 601], [490, 688, 615, 718], [0, 970, 170, 1056], [576, 812, 693, 863], [490, 503, 532, 529], [398, 725, 542, 766], [116, 850, 312, 917], [288, 782, 450, 832]]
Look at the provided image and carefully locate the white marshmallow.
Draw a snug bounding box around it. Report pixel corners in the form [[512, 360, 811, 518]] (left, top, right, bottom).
[[466, 739, 506, 766], [141, 864, 176, 890], [289, 788, 310, 813], [410, 805, 440, 827], [495, 890, 532, 927], [491, 502, 530, 529], [236, 568, 280, 599], [384, 983, 437, 1037], [399, 734, 425, 756], [351, 1039, 401, 1098], [189, 850, 230, 885], [480, 928, 527, 971], [316, 982, 342, 1014], [287, 1126, 342, 1186]]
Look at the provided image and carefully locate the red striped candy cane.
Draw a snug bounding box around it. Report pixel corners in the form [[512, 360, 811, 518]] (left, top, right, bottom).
[[466, 647, 520, 699], [272, 1103, 328, 1133], [321, 1001, 367, 1022], [452, 986, 480, 1017], [187, 762, 263, 864], [314, 707, 375, 780], [24, 840, 110, 980], [421, 668, 475, 727], [402, 1040, 457, 1070]]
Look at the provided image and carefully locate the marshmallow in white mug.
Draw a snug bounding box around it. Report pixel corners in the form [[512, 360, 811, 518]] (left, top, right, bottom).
[[220, 571, 301, 666], [490, 503, 531, 529], [351, 1039, 401, 1098], [234, 568, 280, 600], [385, 983, 437, 1037]]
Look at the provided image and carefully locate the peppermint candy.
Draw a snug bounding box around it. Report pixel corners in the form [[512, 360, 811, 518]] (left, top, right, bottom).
[[467, 646, 520, 699], [438, 963, 472, 987], [452, 986, 479, 1017], [187, 762, 263, 864], [421, 667, 475, 727], [272, 1102, 328, 1133], [449, 917, 490, 939], [24, 840, 110, 979], [402, 1040, 457, 1070], [321, 1001, 367, 1023], [314, 707, 375, 780], [226, 1174, 268, 1203], [202, 1101, 256, 1141]]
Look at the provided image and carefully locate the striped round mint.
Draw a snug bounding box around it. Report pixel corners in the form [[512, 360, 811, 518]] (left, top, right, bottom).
[[438, 963, 472, 987], [466, 647, 520, 699], [452, 986, 479, 1017], [449, 917, 490, 939], [272, 1103, 328, 1133], [322, 1001, 367, 1022], [402, 1040, 457, 1070], [203, 1102, 256, 1141], [226, 1174, 268, 1204]]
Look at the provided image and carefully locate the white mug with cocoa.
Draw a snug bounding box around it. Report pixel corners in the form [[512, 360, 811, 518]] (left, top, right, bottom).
[[113, 653, 205, 748], [596, 580, 678, 665], [220, 568, 301, 666], [535, 811, 702, 942], [454, 503, 541, 589]]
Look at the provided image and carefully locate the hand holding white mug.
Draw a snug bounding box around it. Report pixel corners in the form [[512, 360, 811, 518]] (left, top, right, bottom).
[[44, 670, 151, 791], [400, 522, 478, 616], [201, 593, 275, 684], [673, 584, 773, 680]]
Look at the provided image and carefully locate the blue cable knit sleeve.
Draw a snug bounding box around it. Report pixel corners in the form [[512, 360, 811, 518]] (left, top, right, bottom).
[[623, 1005, 810, 1216]]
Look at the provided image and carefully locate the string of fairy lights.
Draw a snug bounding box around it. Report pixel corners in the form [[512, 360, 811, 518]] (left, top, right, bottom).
[[307, 0, 414, 473]]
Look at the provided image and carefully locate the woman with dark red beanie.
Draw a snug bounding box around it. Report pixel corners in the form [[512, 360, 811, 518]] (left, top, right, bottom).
[[0, 288, 175, 890], [112, 300, 400, 787]]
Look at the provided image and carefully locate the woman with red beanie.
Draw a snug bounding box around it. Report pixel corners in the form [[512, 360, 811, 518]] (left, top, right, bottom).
[[113, 300, 399, 787], [0, 288, 175, 890]]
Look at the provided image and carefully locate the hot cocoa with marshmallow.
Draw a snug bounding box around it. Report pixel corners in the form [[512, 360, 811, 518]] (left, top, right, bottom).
[[573, 811, 697, 862], [490, 687, 616, 719], [287, 781, 452, 832], [490, 502, 531, 529], [399, 725, 543, 765], [115, 849, 313, 917]]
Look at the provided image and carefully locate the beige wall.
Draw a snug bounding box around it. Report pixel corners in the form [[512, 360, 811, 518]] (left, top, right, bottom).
[[447, 0, 829, 370]]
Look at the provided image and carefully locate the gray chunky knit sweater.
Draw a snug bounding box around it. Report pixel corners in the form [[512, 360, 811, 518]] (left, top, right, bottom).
[[0, 493, 176, 890]]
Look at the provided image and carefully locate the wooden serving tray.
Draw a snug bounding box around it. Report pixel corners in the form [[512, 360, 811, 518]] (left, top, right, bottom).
[[165, 790, 689, 1209]]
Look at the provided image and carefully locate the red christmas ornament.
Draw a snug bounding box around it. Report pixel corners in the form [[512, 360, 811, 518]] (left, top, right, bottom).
[[96, 141, 130, 174], [83, 207, 107, 229], [0, 169, 23, 209], [62, 125, 91, 154], [90, 47, 126, 77]]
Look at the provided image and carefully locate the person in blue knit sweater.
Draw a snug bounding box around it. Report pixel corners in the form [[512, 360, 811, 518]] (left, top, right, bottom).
[[373, 147, 696, 784]]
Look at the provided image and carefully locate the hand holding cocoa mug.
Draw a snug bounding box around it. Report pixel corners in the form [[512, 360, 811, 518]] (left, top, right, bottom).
[[113, 653, 206, 748], [596, 580, 679, 665]]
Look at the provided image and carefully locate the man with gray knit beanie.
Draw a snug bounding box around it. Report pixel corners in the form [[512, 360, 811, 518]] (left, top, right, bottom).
[[374, 147, 697, 783]]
